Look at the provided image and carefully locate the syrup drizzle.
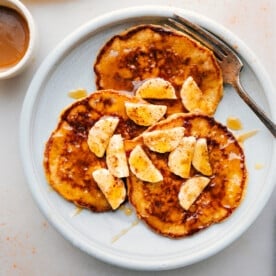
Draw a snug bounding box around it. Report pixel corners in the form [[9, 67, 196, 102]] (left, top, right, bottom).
[[68, 89, 88, 99], [111, 220, 139, 243], [70, 206, 83, 217], [237, 130, 258, 143]]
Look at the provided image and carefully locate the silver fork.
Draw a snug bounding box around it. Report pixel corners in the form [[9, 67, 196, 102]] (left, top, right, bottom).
[[167, 13, 276, 137]]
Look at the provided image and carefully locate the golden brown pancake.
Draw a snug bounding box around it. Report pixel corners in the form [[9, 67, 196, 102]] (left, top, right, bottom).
[[126, 113, 247, 238], [94, 24, 223, 116], [44, 90, 147, 212]]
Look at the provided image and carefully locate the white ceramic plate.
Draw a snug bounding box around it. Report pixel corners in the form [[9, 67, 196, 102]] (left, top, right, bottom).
[[20, 6, 276, 271]]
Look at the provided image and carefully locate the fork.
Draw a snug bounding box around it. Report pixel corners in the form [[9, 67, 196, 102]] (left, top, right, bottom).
[[167, 13, 276, 138]]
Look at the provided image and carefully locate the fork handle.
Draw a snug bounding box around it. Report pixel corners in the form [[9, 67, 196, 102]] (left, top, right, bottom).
[[232, 77, 276, 137]]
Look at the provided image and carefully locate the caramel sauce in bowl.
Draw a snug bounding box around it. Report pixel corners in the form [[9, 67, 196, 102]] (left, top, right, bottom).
[[0, 0, 36, 79]]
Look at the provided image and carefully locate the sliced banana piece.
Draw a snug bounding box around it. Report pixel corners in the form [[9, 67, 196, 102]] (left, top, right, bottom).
[[178, 176, 210, 210], [125, 102, 167, 126], [136, 78, 177, 99], [92, 168, 126, 210], [192, 138, 212, 176], [180, 76, 203, 113], [87, 116, 119, 157], [168, 136, 196, 178], [142, 127, 185, 153], [128, 145, 163, 183], [106, 134, 129, 178]]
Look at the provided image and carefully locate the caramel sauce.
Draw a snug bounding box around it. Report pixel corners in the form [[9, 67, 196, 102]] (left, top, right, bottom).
[[237, 130, 258, 143], [70, 206, 83, 217], [68, 89, 88, 99], [111, 220, 139, 243], [226, 116, 243, 131], [254, 163, 264, 170], [119, 204, 133, 216], [0, 6, 29, 69]]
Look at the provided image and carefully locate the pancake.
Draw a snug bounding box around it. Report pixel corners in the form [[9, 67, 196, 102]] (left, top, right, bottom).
[[44, 90, 147, 212], [126, 113, 247, 238], [94, 24, 223, 116]]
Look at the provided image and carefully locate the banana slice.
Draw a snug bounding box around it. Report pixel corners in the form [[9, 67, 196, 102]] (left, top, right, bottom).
[[87, 116, 119, 157], [92, 168, 126, 210], [168, 136, 196, 178], [178, 176, 210, 210], [106, 134, 129, 178], [192, 138, 212, 176], [180, 76, 203, 113], [142, 127, 185, 153], [125, 102, 167, 126], [128, 145, 163, 183], [136, 78, 177, 99]]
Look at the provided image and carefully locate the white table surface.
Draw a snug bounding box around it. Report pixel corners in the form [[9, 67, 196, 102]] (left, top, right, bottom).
[[1, 0, 275, 275]]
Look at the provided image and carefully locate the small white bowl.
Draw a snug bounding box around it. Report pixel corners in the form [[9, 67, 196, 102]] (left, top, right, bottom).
[[0, 0, 36, 79]]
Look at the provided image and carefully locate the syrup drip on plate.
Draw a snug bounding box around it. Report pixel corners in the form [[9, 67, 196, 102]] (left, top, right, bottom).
[[111, 220, 139, 243]]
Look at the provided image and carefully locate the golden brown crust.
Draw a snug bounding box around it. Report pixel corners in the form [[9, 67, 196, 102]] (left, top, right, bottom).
[[94, 24, 223, 116], [126, 113, 247, 238], [44, 90, 147, 212]]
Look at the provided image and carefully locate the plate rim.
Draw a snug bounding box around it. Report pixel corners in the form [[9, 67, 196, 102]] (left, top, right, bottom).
[[19, 5, 276, 271]]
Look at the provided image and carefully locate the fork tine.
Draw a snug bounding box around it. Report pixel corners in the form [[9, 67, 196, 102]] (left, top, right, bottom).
[[167, 14, 275, 137], [166, 18, 224, 60], [172, 13, 234, 57]]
